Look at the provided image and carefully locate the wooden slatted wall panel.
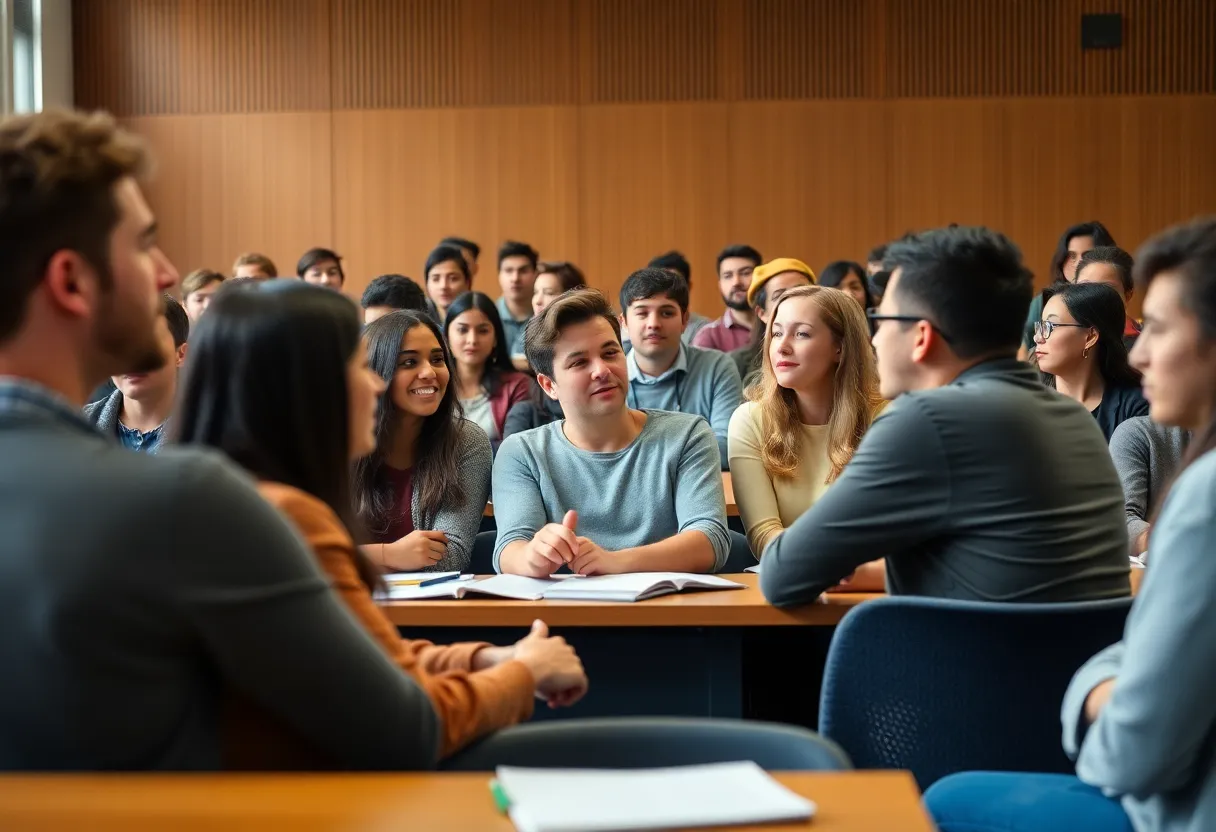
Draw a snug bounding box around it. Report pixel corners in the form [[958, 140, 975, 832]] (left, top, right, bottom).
[[74, 0, 182, 115], [742, 0, 878, 100]]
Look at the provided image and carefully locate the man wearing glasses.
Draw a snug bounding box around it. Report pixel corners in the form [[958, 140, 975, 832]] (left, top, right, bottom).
[[761, 226, 1131, 606]]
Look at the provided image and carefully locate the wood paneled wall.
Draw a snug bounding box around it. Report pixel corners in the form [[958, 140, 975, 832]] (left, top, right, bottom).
[[75, 0, 1216, 311]]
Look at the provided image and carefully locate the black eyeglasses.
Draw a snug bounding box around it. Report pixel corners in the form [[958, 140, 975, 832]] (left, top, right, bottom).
[[866, 309, 953, 344], [1033, 320, 1088, 342]]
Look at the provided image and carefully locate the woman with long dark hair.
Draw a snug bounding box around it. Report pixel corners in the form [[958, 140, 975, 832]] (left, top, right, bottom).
[[927, 216, 1216, 832], [1020, 221, 1117, 357], [354, 310, 492, 572], [817, 260, 873, 310], [174, 282, 586, 764], [424, 243, 471, 322], [1033, 281, 1148, 441], [444, 291, 530, 447]]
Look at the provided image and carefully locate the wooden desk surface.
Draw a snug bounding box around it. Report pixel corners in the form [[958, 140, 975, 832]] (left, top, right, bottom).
[[0, 771, 933, 832], [488, 472, 739, 517], [379, 573, 876, 628]]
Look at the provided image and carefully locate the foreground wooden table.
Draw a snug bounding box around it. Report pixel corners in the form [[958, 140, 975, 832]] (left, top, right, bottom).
[[0, 771, 933, 831], [380, 573, 876, 628], [488, 471, 739, 517]]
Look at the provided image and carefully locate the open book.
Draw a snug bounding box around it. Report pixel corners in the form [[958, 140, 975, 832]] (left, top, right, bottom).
[[493, 761, 816, 832], [382, 572, 744, 602]]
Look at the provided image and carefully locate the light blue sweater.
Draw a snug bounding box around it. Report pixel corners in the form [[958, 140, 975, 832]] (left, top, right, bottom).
[[491, 410, 731, 572], [1061, 447, 1216, 832], [626, 344, 742, 469]]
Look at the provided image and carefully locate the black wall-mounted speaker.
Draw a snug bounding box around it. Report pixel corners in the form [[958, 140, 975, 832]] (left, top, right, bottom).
[[1081, 13, 1123, 50]]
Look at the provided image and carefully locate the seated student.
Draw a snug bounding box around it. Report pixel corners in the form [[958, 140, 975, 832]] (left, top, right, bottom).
[[1073, 246, 1141, 348], [729, 257, 816, 386], [728, 286, 883, 558], [84, 294, 188, 454], [496, 240, 540, 355], [0, 108, 444, 770], [354, 310, 492, 573], [493, 289, 730, 576], [509, 260, 586, 367], [182, 268, 224, 322], [647, 251, 711, 343], [444, 291, 531, 448], [174, 282, 586, 763], [424, 243, 471, 323], [1109, 415, 1190, 558], [620, 268, 742, 469], [298, 247, 344, 290], [361, 273, 428, 324], [817, 260, 873, 310], [439, 236, 481, 280], [1018, 221, 1116, 360], [1034, 281, 1149, 442], [924, 216, 1216, 832], [760, 226, 1131, 606], [231, 251, 277, 280], [692, 245, 763, 353]]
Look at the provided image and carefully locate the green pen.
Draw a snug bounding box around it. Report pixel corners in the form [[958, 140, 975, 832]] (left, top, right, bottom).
[[489, 778, 512, 814]]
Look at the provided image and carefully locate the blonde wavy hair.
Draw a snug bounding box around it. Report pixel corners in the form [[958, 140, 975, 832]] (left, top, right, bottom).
[[747, 285, 883, 482]]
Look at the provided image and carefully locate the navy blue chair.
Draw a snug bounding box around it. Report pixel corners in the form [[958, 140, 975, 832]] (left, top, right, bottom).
[[819, 595, 1133, 790], [442, 717, 851, 771], [723, 530, 756, 573], [471, 530, 497, 574]]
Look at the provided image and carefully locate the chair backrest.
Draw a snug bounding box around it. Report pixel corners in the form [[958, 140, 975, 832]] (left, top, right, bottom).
[[442, 717, 851, 772], [471, 530, 497, 574], [819, 595, 1132, 790], [723, 530, 756, 573]]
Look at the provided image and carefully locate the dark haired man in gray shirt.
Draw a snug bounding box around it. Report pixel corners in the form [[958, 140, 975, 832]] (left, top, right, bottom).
[[762, 226, 1131, 606]]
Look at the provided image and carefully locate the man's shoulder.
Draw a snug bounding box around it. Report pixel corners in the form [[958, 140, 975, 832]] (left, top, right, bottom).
[[686, 343, 739, 376], [642, 409, 715, 443]]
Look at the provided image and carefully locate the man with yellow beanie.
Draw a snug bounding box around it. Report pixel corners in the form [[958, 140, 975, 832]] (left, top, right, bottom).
[[728, 257, 816, 385]]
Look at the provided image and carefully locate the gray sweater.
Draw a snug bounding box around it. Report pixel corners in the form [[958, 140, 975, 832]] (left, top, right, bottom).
[[0, 380, 438, 771], [762, 358, 1132, 605], [491, 410, 731, 572], [408, 418, 492, 572], [1108, 416, 1190, 553], [1061, 448, 1216, 832]]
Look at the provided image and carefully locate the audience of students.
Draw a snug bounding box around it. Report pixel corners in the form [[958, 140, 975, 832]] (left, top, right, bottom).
[[231, 251, 277, 280], [1034, 281, 1149, 442], [1072, 246, 1141, 348], [297, 247, 344, 290], [173, 282, 586, 764], [493, 289, 730, 576], [925, 215, 1216, 832], [1019, 221, 1117, 357], [509, 260, 586, 368], [181, 268, 224, 322], [647, 250, 711, 343], [1109, 415, 1190, 557], [355, 310, 493, 573], [817, 260, 873, 310], [620, 268, 743, 469], [361, 273, 428, 324], [760, 226, 1131, 606], [496, 240, 540, 352], [439, 236, 481, 280], [728, 286, 883, 558], [84, 294, 189, 454], [424, 243, 471, 323], [444, 291, 531, 448], [691, 244, 764, 353], [729, 257, 817, 385], [0, 109, 443, 771]]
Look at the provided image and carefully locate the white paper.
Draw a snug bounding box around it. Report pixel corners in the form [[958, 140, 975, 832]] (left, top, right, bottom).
[[380, 574, 474, 600], [467, 574, 566, 600], [497, 761, 815, 832], [541, 572, 743, 602], [745, 565, 760, 573]]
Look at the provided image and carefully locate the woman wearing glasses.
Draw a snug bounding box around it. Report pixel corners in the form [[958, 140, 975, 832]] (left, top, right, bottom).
[[1033, 281, 1148, 442]]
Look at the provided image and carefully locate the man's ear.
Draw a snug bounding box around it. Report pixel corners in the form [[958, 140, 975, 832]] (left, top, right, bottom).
[[909, 320, 936, 364], [175, 343, 188, 369], [42, 250, 98, 320], [536, 372, 559, 400]]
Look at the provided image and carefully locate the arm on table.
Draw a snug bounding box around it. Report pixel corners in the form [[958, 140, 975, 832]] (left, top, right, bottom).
[[728, 404, 785, 558], [424, 421, 493, 572], [492, 436, 563, 575]]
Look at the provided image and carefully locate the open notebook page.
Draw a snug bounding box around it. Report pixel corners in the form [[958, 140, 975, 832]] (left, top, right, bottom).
[[497, 761, 815, 832], [541, 573, 743, 602]]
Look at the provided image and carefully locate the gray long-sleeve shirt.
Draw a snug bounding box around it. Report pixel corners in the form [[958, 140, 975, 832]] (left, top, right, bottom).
[[491, 410, 730, 572], [0, 380, 438, 771], [1108, 416, 1190, 553], [1061, 448, 1216, 832], [761, 358, 1132, 606]]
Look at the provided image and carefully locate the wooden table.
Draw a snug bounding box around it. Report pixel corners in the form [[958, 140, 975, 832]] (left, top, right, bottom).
[[0, 771, 934, 831], [382, 575, 878, 722], [380, 573, 875, 629], [488, 471, 739, 517]]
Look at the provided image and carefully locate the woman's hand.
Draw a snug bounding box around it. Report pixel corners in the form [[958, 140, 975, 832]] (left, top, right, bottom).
[[379, 530, 449, 571]]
